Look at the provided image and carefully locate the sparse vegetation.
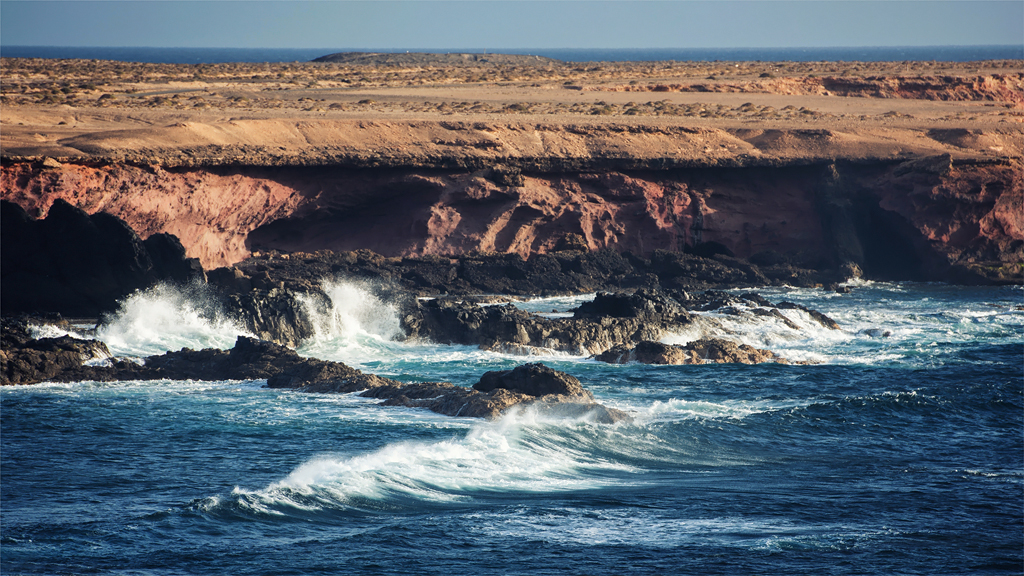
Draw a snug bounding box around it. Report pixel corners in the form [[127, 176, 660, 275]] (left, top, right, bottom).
[[0, 56, 1018, 123]]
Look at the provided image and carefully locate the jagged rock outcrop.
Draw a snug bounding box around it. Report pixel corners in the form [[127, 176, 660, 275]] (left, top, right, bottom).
[[400, 288, 840, 356], [364, 362, 628, 422], [1, 329, 627, 422], [593, 338, 794, 365], [1, 316, 111, 385], [573, 289, 689, 321], [474, 362, 589, 398], [404, 290, 693, 355], [0, 199, 204, 317], [221, 288, 314, 349]]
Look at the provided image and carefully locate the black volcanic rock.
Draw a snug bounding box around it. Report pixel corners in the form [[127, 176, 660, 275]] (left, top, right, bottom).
[[572, 289, 689, 322], [593, 338, 793, 365], [1, 316, 111, 385], [405, 295, 682, 355], [230, 247, 841, 303], [474, 362, 590, 398], [1, 328, 627, 422], [775, 301, 841, 330], [1, 200, 203, 317]]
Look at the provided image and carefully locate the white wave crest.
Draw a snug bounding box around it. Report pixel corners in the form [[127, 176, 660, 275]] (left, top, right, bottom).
[[96, 282, 251, 357], [231, 410, 635, 512]]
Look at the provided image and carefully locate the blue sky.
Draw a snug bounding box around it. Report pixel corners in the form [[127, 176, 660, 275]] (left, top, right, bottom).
[[1, 1, 1021, 49]]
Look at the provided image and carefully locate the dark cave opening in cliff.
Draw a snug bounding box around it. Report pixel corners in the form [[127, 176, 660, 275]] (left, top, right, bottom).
[[854, 200, 939, 282]]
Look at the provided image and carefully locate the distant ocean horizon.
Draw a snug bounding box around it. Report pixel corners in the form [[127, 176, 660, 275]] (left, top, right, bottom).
[[1, 45, 1022, 64]]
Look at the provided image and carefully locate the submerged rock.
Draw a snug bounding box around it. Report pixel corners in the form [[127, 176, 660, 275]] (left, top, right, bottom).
[[775, 301, 841, 330]]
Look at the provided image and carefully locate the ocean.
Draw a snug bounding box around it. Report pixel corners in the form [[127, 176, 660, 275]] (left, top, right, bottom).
[[1, 45, 1022, 64], [2, 280, 1021, 574]]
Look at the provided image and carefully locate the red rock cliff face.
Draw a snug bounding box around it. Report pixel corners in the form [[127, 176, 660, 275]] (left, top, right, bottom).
[[2, 158, 1020, 282]]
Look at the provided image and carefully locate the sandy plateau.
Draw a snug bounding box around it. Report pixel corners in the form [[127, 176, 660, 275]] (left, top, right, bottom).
[[1, 55, 1021, 281], [2, 57, 1021, 164]]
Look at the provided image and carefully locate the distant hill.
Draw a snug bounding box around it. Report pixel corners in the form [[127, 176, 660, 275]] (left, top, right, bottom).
[[311, 52, 562, 66]]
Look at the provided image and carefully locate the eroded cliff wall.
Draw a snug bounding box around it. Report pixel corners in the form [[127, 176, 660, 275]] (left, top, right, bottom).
[[2, 154, 1020, 283]]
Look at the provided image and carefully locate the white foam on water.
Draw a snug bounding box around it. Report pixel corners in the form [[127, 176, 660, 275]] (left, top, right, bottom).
[[652, 283, 1024, 365], [300, 279, 404, 343], [27, 323, 89, 340], [637, 397, 808, 422], [95, 283, 252, 357], [472, 508, 880, 551], [230, 407, 638, 512], [295, 280, 597, 372], [511, 293, 597, 315], [657, 306, 846, 364]]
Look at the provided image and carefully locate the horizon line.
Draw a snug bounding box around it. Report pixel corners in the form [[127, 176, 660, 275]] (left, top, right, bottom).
[[3, 44, 1022, 50]]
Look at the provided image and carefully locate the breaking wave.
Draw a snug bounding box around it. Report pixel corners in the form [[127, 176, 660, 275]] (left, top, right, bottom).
[[95, 282, 251, 357]]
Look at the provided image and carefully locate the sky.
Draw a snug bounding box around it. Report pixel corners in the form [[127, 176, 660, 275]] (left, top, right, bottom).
[[1, 0, 1021, 49]]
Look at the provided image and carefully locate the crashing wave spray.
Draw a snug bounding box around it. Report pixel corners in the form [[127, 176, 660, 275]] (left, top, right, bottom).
[[296, 279, 405, 363], [96, 282, 252, 357]]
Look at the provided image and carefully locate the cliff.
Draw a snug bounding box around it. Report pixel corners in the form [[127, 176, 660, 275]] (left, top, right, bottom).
[[1, 122, 1020, 284], [2, 58, 1021, 285]]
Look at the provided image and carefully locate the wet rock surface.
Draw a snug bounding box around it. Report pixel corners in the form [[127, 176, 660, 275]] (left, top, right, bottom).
[[0, 328, 627, 422], [1, 316, 111, 385], [404, 291, 685, 355], [593, 338, 797, 365], [401, 288, 839, 357], [474, 362, 590, 398]]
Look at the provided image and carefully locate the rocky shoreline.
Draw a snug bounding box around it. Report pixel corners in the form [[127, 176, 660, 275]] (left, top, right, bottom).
[[2, 57, 1020, 421], [1, 204, 850, 423], [0, 321, 627, 422]]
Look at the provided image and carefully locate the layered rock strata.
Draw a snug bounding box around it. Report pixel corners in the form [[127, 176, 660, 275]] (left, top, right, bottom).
[[2, 124, 1019, 285]]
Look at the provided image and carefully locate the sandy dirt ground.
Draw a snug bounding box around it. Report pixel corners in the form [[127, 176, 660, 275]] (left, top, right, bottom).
[[2, 56, 1021, 165]]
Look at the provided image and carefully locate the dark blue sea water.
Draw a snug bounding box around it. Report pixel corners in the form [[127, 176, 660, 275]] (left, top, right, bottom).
[[2, 281, 1022, 574], [1, 45, 1021, 64]]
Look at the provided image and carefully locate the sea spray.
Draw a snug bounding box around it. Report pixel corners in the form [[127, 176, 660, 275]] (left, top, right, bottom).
[[96, 282, 251, 357], [299, 279, 403, 343], [295, 279, 407, 366]]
